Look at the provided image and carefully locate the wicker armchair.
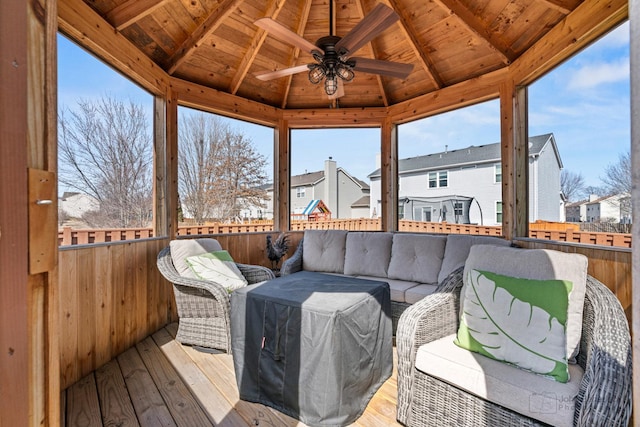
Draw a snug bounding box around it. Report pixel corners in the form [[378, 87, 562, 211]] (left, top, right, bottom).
[[396, 268, 632, 427], [157, 245, 275, 352]]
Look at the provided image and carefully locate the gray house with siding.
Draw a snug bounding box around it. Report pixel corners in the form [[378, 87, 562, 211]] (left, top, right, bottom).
[[368, 133, 563, 226], [242, 158, 370, 220]]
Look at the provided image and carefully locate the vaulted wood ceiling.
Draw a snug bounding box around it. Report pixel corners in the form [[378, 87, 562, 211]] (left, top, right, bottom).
[[82, 0, 583, 109]]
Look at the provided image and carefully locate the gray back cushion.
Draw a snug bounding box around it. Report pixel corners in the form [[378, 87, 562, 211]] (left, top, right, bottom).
[[463, 244, 588, 362], [388, 234, 447, 284], [169, 238, 223, 278], [437, 234, 511, 283], [302, 230, 348, 273], [344, 232, 393, 277]]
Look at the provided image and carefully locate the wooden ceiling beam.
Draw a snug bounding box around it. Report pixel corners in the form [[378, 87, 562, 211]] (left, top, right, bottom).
[[106, 0, 170, 31], [538, 0, 573, 15], [355, 0, 389, 106], [172, 77, 281, 126], [229, 0, 287, 95], [388, 67, 507, 123], [510, 0, 627, 85], [282, 107, 388, 127], [433, 0, 516, 64], [165, 0, 242, 75], [58, 0, 168, 95], [385, 0, 444, 88], [281, 1, 313, 109]]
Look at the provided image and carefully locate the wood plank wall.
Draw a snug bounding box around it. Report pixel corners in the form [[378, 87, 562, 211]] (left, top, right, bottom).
[[517, 239, 632, 322], [59, 232, 632, 390], [59, 238, 177, 390]]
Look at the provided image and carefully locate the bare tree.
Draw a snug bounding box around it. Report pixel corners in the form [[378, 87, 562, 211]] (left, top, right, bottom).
[[58, 96, 153, 228], [601, 151, 631, 195], [560, 170, 586, 202], [178, 113, 268, 223]]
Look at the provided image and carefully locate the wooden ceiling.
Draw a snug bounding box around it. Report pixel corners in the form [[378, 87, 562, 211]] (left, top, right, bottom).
[[81, 0, 583, 110]]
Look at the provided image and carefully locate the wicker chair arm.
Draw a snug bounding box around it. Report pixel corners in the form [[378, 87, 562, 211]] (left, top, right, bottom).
[[396, 267, 464, 424], [157, 246, 234, 303], [236, 263, 275, 283], [574, 275, 632, 426], [280, 238, 303, 276]]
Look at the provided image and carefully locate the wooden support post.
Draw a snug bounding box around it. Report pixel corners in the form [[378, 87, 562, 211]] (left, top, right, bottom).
[[500, 79, 528, 240], [154, 89, 178, 239], [274, 118, 290, 231], [381, 117, 398, 232], [630, 0, 639, 420]]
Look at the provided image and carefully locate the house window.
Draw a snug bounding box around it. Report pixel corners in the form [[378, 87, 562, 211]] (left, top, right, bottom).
[[398, 204, 405, 219], [296, 187, 306, 198], [454, 202, 463, 216], [428, 172, 437, 188], [495, 163, 502, 183], [496, 201, 503, 224], [428, 171, 448, 188], [439, 171, 448, 187]]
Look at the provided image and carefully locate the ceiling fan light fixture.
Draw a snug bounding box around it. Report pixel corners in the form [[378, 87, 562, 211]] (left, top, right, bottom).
[[336, 63, 355, 81], [324, 76, 338, 95], [308, 64, 326, 84]]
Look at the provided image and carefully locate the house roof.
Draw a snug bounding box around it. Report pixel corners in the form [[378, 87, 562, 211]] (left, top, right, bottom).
[[64, 0, 608, 110], [268, 168, 370, 190], [351, 196, 370, 208], [368, 133, 554, 178]]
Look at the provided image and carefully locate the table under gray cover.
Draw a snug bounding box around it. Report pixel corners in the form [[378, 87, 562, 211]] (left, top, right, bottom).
[[230, 271, 392, 426]]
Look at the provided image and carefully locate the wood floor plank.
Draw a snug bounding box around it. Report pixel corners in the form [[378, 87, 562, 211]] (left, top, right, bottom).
[[117, 347, 177, 427], [65, 373, 102, 427], [64, 323, 400, 427], [164, 323, 303, 427], [95, 359, 140, 427], [150, 327, 247, 427], [135, 336, 214, 427], [181, 342, 301, 427]]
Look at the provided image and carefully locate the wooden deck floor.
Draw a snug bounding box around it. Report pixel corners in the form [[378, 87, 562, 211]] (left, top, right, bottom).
[[62, 323, 401, 427]]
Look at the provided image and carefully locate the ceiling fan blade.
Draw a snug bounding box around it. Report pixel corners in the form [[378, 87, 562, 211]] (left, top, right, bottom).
[[335, 4, 399, 58], [328, 79, 345, 100], [254, 64, 310, 81], [254, 18, 321, 55], [351, 57, 413, 79]]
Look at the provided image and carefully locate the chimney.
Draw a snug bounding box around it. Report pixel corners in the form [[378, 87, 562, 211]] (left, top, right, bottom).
[[324, 157, 337, 216]]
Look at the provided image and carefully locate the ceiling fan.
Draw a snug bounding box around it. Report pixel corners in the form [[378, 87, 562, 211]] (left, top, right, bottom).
[[254, 2, 413, 98]]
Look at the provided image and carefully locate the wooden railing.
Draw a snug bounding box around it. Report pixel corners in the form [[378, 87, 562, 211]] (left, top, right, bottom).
[[58, 220, 632, 248]]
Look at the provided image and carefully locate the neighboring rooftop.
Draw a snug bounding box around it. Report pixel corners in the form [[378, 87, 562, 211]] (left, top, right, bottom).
[[368, 133, 555, 178]]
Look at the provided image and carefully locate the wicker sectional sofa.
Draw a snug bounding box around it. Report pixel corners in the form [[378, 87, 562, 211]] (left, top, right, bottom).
[[280, 229, 511, 331]]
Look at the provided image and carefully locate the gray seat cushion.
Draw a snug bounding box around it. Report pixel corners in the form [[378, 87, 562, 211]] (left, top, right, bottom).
[[355, 275, 419, 303], [344, 232, 393, 277], [388, 234, 446, 284], [302, 229, 348, 273], [437, 234, 511, 283]]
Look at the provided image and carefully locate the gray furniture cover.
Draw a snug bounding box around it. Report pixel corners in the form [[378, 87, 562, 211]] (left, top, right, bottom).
[[231, 271, 393, 426]]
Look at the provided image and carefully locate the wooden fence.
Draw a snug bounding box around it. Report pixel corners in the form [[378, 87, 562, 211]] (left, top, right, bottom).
[[58, 219, 632, 248]]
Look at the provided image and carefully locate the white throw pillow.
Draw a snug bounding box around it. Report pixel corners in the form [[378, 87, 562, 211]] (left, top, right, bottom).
[[463, 245, 588, 363], [170, 238, 223, 278], [185, 250, 248, 292]]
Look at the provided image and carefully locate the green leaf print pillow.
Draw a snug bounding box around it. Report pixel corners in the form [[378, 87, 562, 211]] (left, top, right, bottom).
[[455, 269, 573, 382]]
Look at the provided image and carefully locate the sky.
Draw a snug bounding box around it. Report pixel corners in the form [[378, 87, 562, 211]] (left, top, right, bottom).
[[57, 20, 630, 189]]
